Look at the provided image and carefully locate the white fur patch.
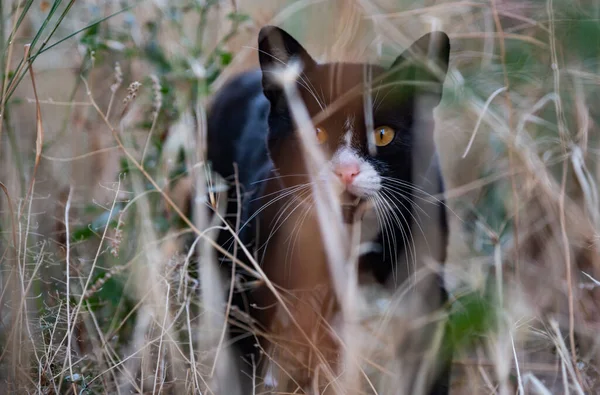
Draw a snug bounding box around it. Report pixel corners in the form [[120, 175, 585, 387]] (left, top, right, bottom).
[[343, 116, 355, 147], [263, 362, 278, 388], [344, 116, 354, 132], [331, 147, 382, 198], [343, 131, 353, 146]]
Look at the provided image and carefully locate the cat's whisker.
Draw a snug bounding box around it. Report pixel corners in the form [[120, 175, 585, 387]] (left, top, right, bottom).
[[301, 75, 326, 111], [254, 47, 290, 68], [380, 176, 433, 193], [380, 184, 430, 219], [251, 182, 312, 203], [374, 194, 405, 277], [371, 87, 381, 114], [257, 194, 308, 256], [319, 87, 327, 112], [231, 183, 312, 244], [371, 196, 397, 268], [372, 87, 394, 112], [243, 185, 308, 226], [284, 200, 315, 279], [380, 187, 425, 240], [257, 188, 314, 255], [251, 173, 310, 185], [381, 176, 431, 195], [218, 184, 310, 257], [380, 189, 428, 281], [378, 190, 419, 283], [374, 193, 410, 283], [253, 46, 326, 111], [381, 176, 449, 205], [297, 79, 326, 111], [263, 187, 312, 232], [261, 69, 325, 112], [382, 177, 461, 220]]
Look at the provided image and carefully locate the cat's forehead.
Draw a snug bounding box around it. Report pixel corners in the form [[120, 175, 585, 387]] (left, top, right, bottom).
[[298, 62, 389, 132], [303, 62, 387, 102]]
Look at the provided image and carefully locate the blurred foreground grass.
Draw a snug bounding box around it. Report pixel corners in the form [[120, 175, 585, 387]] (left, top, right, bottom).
[[2, 0, 600, 393]]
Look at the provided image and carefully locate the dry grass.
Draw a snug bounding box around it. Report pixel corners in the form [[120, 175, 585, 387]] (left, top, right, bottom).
[[2, 0, 600, 394]]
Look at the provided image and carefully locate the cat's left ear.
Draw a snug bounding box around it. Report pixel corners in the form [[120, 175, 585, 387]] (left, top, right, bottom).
[[258, 26, 316, 101], [388, 31, 450, 106], [258, 25, 316, 72]]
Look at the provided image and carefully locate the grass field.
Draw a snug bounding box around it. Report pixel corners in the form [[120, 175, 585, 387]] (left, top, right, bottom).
[[2, 0, 600, 393]]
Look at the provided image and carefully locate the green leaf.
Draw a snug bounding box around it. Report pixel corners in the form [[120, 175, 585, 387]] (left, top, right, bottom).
[[227, 12, 250, 23], [449, 290, 497, 351], [71, 208, 121, 242], [219, 51, 233, 67]]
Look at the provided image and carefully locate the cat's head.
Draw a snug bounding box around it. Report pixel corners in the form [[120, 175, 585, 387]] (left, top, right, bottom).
[[257, 26, 450, 219]]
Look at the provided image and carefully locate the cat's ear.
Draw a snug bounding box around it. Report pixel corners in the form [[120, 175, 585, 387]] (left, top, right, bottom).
[[258, 26, 316, 98], [387, 31, 450, 105]]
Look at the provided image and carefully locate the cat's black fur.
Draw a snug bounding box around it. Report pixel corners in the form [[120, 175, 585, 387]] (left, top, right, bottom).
[[207, 69, 271, 250], [206, 26, 452, 394]]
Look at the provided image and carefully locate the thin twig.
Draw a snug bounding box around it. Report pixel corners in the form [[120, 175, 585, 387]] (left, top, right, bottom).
[[23, 44, 45, 210], [491, 0, 520, 285], [0, 0, 25, 152], [64, 186, 75, 393]]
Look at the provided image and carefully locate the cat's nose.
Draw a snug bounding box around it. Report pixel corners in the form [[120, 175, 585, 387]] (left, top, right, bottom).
[[335, 164, 360, 185]]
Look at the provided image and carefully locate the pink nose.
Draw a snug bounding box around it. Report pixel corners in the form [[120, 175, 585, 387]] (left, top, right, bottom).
[[335, 164, 360, 185]]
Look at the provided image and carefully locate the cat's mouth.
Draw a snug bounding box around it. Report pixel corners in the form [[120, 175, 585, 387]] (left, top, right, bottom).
[[340, 192, 366, 223]]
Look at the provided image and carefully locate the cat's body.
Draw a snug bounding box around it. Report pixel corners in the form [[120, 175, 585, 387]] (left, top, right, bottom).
[[207, 26, 452, 394]]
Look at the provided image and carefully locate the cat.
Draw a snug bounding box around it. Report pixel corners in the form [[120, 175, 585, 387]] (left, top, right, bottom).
[[206, 25, 452, 394]]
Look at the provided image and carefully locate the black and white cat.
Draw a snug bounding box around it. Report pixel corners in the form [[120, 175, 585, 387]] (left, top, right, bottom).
[[207, 25, 452, 394]]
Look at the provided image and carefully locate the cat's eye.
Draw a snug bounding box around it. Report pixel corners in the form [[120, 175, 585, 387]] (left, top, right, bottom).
[[315, 126, 328, 144], [373, 126, 395, 147]]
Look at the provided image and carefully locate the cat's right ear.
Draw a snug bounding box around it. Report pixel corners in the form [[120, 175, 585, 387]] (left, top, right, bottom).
[[385, 31, 450, 106], [258, 26, 316, 99]]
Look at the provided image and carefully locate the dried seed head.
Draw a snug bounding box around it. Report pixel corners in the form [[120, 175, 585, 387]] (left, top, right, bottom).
[[110, 62, 123, 93], [109, 228, 122, 257], [83, 268, 121, 300], [150, 74, 162, 118], [123, 81, 142, 105], [109, 218, 124, 257]]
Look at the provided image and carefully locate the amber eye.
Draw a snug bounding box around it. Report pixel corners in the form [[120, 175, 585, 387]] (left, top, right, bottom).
[[373, 126, 395, 147], [316, 126, 328, 144]]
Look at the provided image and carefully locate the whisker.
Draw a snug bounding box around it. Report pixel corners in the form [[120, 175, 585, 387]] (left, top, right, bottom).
[[380, 189, 427, 282], [264, 188, 312, 235], [372, 86, 381, 114], [251, 182, 312, 203], [319, 87, 327, 111], [375, 193, 409, 283], [251, 173, 310, 186], [381, 176, 438, 196], [261, 69, 325, 112], [218, 184, 313, 253], [372, 196, 396, 265], [381, 177, 461, 221], [373, 87, 394, 112], [380, 184, 430, 219], [254, 47, 290, 66], [256, 188, 313, 255], [284, 200, 315, 278], [381, 176, 450, 207], [379, 190, 418, 282], [241, 184, 309, 232], [297, 79, 326, 111], [300, 74, 326, 111]]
